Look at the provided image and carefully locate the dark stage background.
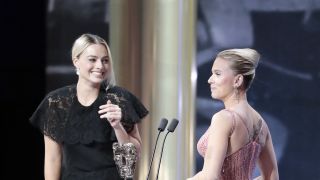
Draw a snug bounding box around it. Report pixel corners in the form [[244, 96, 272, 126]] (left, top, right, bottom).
[[3, 0, 46, 180], [3, 0, 320, 179]]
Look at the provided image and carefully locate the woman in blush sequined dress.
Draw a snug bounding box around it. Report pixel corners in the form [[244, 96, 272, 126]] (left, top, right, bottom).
[[187, 48, 279, 180]]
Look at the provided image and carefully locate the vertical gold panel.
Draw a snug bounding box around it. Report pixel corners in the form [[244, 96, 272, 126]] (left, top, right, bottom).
[[109, 0, 142, 94], [110, 0, 196, 179]]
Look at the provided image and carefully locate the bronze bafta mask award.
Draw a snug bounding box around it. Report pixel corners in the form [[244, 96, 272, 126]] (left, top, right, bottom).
[[113, 142, 138, 179]]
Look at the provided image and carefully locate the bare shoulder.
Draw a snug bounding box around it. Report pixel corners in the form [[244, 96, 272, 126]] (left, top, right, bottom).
[[213, 109, 233, 120], [251, 109, 269, 132], [210, 109, 234, 130], [254, 112, 269, 132], [253, 113, 270, 146]]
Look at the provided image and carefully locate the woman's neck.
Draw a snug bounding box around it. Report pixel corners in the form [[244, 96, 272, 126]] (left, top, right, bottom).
[[76, 81, 100, 106], [223, 92, 248, 110]]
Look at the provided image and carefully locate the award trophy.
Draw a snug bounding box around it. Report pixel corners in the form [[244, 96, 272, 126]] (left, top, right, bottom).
[[113, 142, 138, 180]]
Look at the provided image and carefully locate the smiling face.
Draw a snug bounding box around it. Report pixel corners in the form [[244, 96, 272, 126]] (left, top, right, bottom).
[[208, 57, 238, 101], [73, 44, 110, 86]]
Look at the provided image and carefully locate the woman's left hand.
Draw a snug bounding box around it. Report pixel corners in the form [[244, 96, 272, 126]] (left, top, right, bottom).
[[99, 100, 122, 129]]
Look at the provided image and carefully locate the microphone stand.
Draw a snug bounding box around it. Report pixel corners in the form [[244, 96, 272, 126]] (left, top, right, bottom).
[[155, 131, 170, 180], [155, 119, 179, 180], [146, 118, 168, 180], [146, 131, 162, 180]]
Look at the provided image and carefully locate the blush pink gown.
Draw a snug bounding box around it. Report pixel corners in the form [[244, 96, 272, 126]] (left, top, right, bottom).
[[197, 110, 263, 180]]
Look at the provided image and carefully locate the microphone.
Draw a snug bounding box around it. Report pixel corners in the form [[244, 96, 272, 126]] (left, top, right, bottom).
[[167, 118, 179, 132], [146, 118, 168, 180], [156, 119, 179, 180], [158, 118, 168, 132]]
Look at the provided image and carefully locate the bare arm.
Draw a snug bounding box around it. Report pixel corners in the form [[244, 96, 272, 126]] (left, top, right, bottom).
[[113, 124, 142, 155], [257, 127, 279, 180], [189, 111, 233, 180], [44, 135, 62, 180]]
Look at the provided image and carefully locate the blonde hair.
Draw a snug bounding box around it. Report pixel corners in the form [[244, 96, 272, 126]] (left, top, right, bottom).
[[71, 33, 116, 90], [217, 48, 260, 90]]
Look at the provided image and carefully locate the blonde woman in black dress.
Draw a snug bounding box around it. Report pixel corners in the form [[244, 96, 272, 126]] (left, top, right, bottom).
[[30, 33, 148, 180]]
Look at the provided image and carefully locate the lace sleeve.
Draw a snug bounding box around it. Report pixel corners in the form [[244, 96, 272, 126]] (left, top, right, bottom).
[[127, 90, 149, 120], [29, 93, 68, 143]]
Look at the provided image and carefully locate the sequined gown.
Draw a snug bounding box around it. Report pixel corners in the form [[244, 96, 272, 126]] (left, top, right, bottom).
[[197, 110, 263, 180]]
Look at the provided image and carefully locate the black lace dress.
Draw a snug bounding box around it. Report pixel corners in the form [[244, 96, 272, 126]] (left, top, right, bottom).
[[30, 84, 149, 180]]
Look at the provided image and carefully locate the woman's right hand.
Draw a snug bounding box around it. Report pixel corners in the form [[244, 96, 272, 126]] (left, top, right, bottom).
[[98, 100, 122, 129]]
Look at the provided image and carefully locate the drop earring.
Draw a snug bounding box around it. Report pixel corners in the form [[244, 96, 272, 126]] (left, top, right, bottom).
[[76, 68, 80, 75]]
